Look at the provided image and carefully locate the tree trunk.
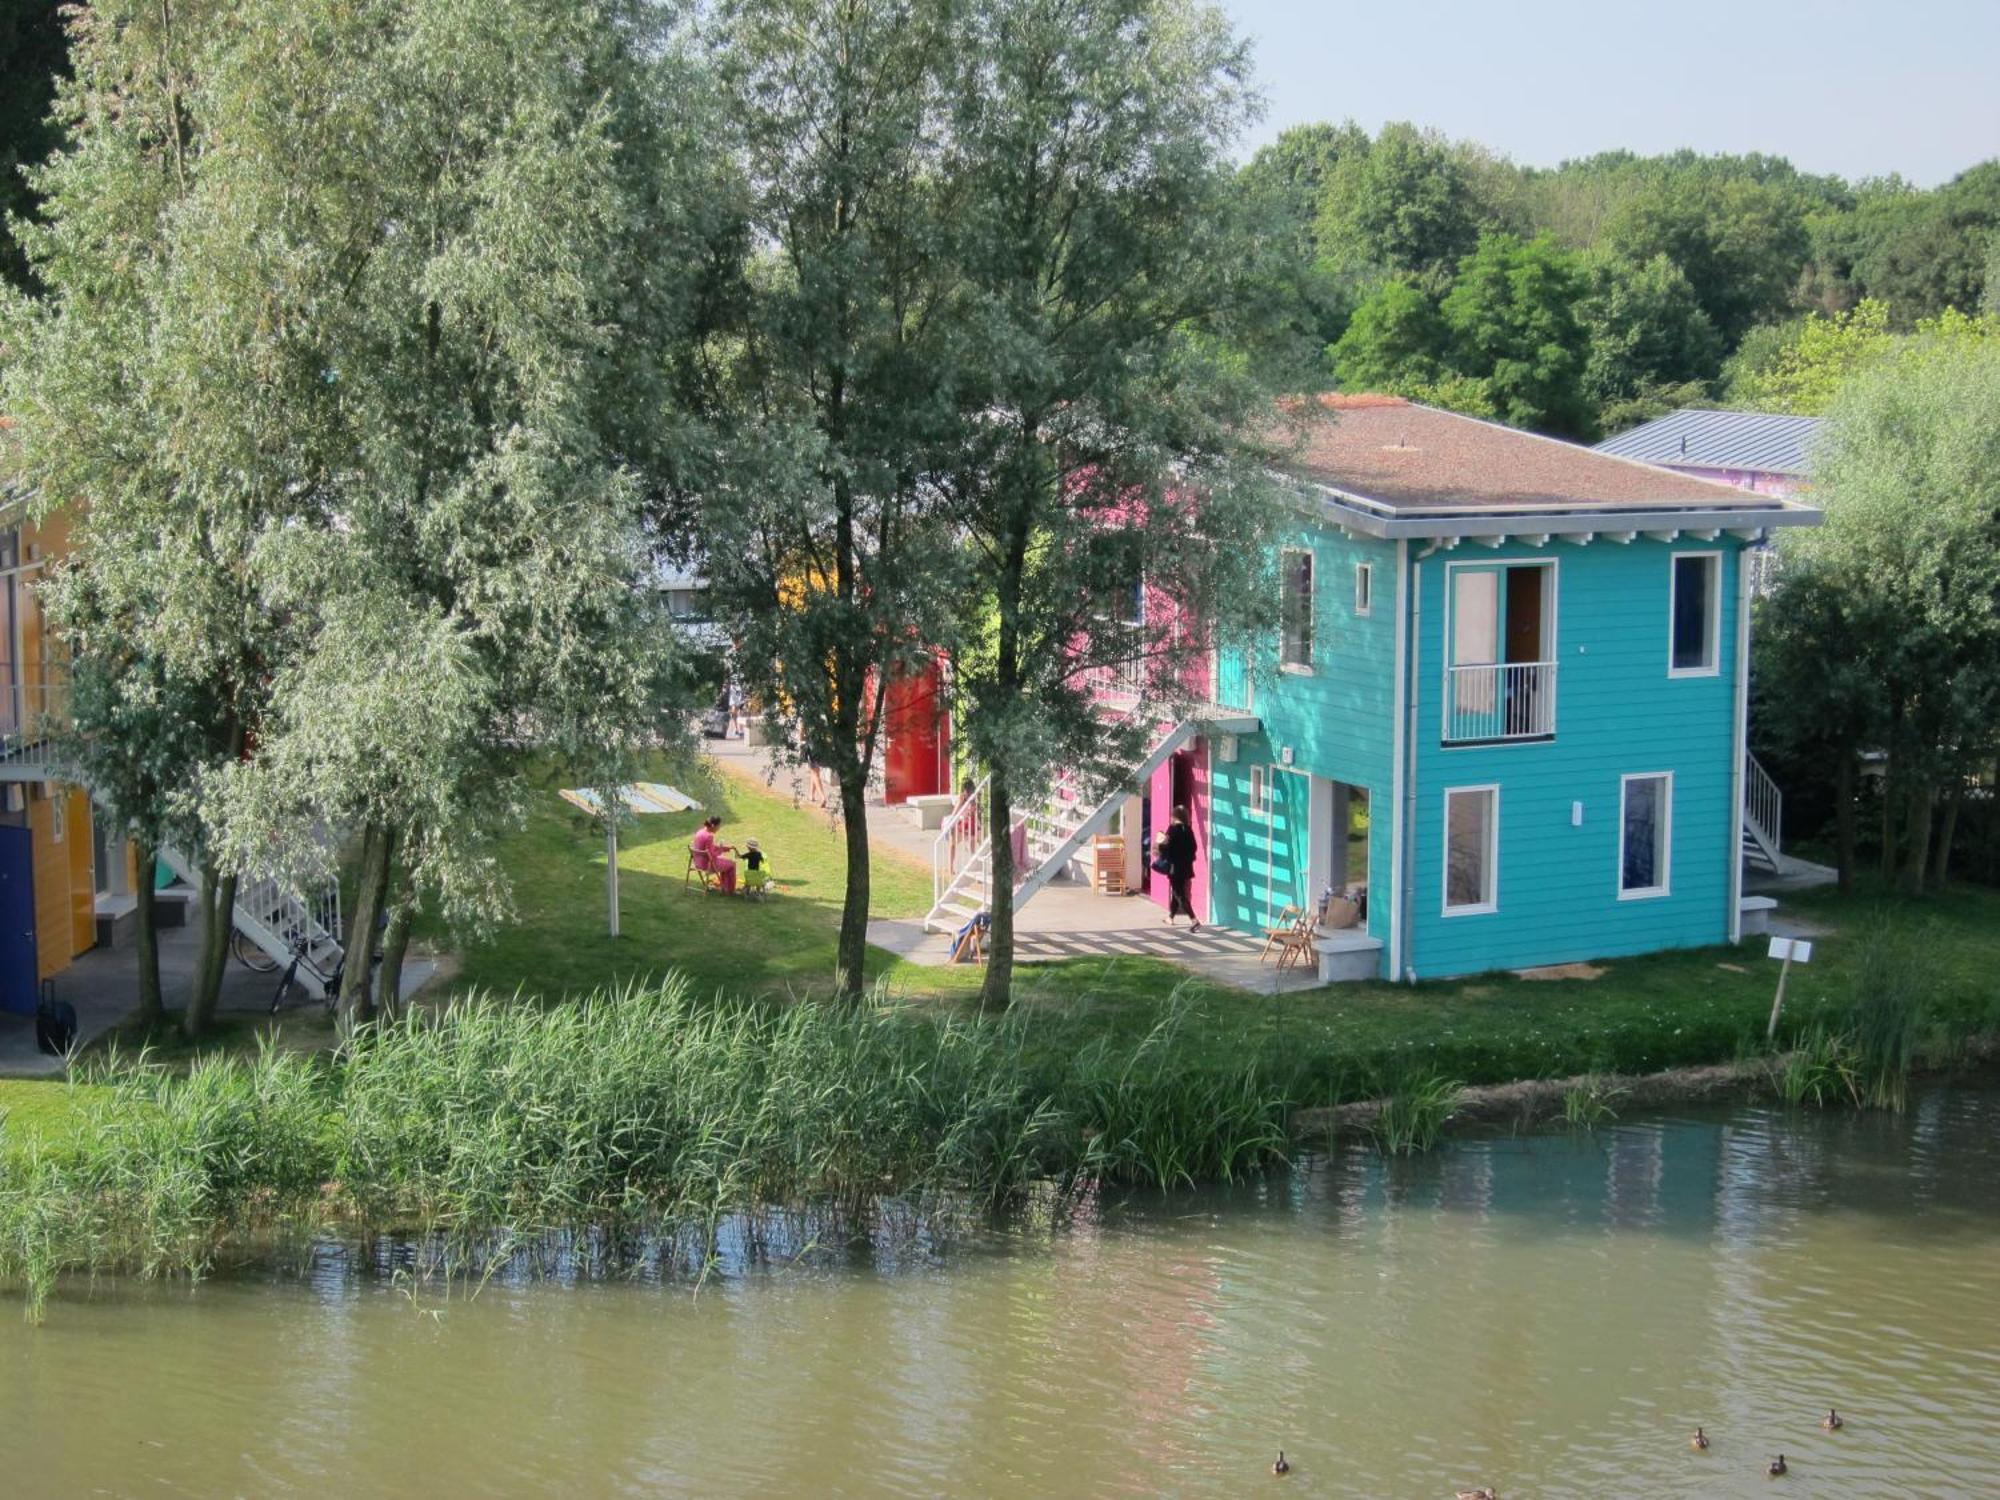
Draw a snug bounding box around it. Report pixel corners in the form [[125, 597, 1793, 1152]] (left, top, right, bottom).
[[1832, 753, 1856, 897], [338, 822, 395, 1031], [1930, 783, 1961, 890], [183, 861, 238, 1040], [1878, 754, 1897, 881], [980, 767, 1015, 1011], [835, 770, 871, 999], [376, 898, 412, 1021], [1899, 783, 1933, 896], [131, 832, 165, 1027]]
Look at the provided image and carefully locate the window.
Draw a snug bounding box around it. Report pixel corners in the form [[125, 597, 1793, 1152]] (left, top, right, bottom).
[[1619, 772, 1672, 898], [1279, 549, 1314, 670], [1443, 785, 1498, 915], [1248, 765, 1271, 820], [1669, 553, 1720, 675], [1353, 561, 1373, 617]]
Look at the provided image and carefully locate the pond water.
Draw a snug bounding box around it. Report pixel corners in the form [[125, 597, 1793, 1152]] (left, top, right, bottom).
[[5, 1088, 1999, 1497]]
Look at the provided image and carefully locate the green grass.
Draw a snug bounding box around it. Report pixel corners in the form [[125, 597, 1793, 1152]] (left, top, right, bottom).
[[435, 758, 936, 1001]]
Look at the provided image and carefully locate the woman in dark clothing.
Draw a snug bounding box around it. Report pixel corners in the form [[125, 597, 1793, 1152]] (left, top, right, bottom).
[[1160, 805, 1201, 930]]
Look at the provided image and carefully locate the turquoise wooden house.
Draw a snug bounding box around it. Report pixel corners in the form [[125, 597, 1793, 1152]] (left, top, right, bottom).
[[1205, 395, 1821, 981]]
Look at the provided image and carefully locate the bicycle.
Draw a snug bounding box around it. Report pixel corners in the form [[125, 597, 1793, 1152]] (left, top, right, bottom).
[[233, 927, 280, 974], [269, 935, 339, 1019]]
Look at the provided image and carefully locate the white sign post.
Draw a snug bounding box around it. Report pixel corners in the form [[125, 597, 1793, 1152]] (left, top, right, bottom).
[[1765, 935, 1813, 1041]]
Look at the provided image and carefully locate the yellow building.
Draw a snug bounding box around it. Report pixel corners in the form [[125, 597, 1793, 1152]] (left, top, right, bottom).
[[0, 439, 103, 1011]]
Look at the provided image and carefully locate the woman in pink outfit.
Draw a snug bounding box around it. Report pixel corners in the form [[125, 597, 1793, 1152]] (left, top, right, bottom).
[[692, 815, 738, 894]]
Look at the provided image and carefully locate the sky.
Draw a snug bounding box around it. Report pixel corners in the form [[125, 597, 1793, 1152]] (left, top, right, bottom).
[[1220, 0, 1999, 187]]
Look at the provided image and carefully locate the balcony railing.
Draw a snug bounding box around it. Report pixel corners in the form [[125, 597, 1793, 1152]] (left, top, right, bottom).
[[0, 673, 72, 775], [1442, 661, 1556, 744]]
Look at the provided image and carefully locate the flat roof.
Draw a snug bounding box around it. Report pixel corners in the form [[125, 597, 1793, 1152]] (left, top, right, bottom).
[[1594, 408, 1825, 477], [1272, 396, 1819, 539]]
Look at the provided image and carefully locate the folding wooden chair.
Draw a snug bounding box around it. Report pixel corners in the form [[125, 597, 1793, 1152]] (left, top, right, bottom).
[[1275, 910, 1321, 972], [685, 844, 718, 893], [1258, 904, 1304, 963]]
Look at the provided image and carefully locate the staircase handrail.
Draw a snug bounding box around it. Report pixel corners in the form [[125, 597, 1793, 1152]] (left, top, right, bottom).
[[1744, 751, 1782, 858], [932, 772, 990, 910]]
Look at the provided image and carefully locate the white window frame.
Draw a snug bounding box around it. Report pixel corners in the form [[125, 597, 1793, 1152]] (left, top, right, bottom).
[[1617, 771, 1673, 900], [1353, 561, 1373, 617], [1667, 551, 1722, 678], [1279, 547, 1315, 674], [1248, 764, 1271, 821], [1441, 784, 1499, 917]]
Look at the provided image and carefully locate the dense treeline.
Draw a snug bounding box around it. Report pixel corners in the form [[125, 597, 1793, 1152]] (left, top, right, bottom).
[[1243, 121, 2000, 436]]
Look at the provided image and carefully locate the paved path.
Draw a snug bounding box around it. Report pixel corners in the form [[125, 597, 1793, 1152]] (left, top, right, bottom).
[[0, 915, 437, 1079]]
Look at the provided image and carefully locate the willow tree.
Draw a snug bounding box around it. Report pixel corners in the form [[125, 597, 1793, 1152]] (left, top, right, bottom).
[[2, 0, 268, 1037], [1771, 341, 2000, 893], [698, 0, 963, 997], [933, 0, 1284, 1007], [7, 0, 721, 1030]]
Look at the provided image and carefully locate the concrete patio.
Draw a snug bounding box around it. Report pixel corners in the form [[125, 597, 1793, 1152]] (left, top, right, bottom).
[[0, 912, 438, 1078], [703, 733, 1327, 995]]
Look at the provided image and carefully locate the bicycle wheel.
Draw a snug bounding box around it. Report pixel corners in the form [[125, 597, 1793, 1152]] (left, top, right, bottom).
[[234, 928, 280, 973]]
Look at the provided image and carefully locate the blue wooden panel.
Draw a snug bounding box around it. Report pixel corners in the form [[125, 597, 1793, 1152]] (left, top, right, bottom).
[[1405, 538, 1744, 978], [1207, 523, 1399, 971]]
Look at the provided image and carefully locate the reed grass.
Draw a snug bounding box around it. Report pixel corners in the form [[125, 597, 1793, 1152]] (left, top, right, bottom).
[[0, 976, 1291, 1317], [1561, 1074, 1628, 1129], [1370, 1073, 1462, 1155]]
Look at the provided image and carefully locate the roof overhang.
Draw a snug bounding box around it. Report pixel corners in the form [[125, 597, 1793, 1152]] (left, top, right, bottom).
[[1288, 477, 1822, 544]]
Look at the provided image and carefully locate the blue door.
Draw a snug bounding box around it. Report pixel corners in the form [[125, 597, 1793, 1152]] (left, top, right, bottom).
[[0, 824, 36, 1015]]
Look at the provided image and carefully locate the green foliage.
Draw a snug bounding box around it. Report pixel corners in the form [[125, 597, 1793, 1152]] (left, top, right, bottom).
[[1778, 1026, 1861, 1109], [1805, 164, 2000, 324], [4, 0, 717, 1005], [927, 0, 1285, 1002], [1329, 277, 1448, 389], [1598, 168, 1813, 344], [0, 977, 1294, 1316], [1561, 1074, 1627, 1129], [0, 0, 66, 291], [1765, 340, 2000, 892], [1728, 299, 2000, 413], [1439, 232, 1594, 437], [1315, 122, 1486, 288], [1370, 1073, 1461, 1156], [1576, 251, 1724, 409], [1846, 926, 1937, 1111]]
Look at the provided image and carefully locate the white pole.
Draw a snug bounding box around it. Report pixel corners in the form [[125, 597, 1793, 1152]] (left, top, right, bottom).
[[606, 816, 620, 938]]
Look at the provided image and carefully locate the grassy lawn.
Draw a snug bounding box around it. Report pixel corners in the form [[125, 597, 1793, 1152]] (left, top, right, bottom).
[[5, 747, 1997, 1152], [963, 877, 2000, 1100], [435, 755, 937, 1002]]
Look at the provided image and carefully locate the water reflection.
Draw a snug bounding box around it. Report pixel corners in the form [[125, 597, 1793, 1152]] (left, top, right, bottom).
[[4, 1090, 1998, 1497]]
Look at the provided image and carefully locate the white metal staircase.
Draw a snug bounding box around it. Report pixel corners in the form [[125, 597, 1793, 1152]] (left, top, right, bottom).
[[925, 708, 1259, 934], [1743, 751, 1783, 874], [156, 843, 346, 999]]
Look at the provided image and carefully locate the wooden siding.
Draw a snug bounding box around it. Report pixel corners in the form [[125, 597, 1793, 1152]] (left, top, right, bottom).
[[1209, 523, 1399, 965], [1405, 537, 1743, 978]]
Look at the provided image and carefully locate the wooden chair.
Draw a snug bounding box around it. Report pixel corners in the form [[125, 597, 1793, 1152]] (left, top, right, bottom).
[[1092, 834, 1126, 895], [1258, 904, 1304, 963], [685, 844, 718, 893], [1275, 910, 1321, 972], [949, 912, 989, 964]]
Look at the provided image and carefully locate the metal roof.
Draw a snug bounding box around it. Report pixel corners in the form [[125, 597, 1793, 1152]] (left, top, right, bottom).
[[1593, 408, 1826, 478]]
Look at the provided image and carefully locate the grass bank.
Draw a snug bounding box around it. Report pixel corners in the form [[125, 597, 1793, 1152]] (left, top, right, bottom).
[[0, 979, 1287, 1317]]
